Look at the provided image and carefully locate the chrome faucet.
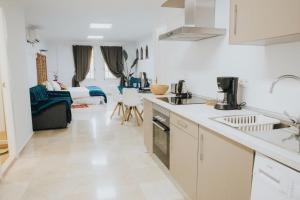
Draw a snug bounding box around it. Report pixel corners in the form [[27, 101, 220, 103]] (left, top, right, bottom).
[[284, 111, 300, 136], [269, 74, 300, 135], [270, 74, 300, 93]]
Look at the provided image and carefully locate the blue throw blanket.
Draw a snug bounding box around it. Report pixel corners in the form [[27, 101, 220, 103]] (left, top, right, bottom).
[[30, 86, 73, 123], [86, 86, 107, 103]]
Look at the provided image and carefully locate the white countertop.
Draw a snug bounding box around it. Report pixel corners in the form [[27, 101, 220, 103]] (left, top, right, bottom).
[[141, 93, 300, 172]]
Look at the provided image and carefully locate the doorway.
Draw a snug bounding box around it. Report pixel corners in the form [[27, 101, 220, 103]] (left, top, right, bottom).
[[0, 7, 15, 173], [0, 86, 9, 164]]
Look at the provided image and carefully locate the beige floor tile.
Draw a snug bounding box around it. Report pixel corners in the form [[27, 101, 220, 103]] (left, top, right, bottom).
[[0, 102, 185, 200]]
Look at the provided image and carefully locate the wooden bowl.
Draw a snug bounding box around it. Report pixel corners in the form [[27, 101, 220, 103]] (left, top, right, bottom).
[[150, 85, 169, 95]]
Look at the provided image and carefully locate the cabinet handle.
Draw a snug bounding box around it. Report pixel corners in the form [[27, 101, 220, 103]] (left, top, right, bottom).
[[234, 4, 238, 35], [200, 134, 204, 161], [258, 169, 280, 185]]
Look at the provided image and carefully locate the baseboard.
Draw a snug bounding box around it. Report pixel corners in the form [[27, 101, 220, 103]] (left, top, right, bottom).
[[16, 131, 33, 157]]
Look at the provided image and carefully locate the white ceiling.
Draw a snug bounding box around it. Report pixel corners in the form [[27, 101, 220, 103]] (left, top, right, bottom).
[[21, 0, 183, 42]]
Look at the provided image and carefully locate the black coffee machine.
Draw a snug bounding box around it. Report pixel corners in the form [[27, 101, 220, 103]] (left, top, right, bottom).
[[215, 77, 240, 110]]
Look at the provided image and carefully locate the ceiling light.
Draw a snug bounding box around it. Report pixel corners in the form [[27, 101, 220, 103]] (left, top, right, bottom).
[[87, 35, 104, 39], [90, 23, 112, 29]]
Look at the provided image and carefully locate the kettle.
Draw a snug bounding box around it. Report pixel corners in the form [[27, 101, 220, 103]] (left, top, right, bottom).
[[177, 80, 188, 96]]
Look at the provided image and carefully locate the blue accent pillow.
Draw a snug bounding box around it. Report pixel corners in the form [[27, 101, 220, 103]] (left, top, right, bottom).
[[129, 77, 141, 88]]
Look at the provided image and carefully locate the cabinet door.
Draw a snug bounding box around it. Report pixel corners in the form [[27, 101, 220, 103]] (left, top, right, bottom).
[[230, 0, 300, 44], [143, 99, 153, 153], [198, 126, 254, 200], [170, 124, 198, 200]]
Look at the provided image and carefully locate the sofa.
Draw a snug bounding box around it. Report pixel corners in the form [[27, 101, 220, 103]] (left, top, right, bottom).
[[30, 85, 73, 131]]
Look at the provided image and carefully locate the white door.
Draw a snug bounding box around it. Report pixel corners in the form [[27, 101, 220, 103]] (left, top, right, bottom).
[[0, 7, 16, 174]]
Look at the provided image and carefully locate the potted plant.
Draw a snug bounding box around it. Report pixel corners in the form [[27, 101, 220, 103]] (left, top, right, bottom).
[[121, 49, 138, 86]]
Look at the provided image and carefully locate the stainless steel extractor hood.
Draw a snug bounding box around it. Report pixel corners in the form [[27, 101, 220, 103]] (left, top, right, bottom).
[[159, 0, 226, 41]]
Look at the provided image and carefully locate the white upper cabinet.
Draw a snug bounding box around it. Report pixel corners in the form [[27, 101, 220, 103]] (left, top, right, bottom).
[[229, 0, 300, 45]]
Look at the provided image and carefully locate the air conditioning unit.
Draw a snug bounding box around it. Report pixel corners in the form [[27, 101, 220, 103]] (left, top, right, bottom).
[[27, 28, 40, 44]]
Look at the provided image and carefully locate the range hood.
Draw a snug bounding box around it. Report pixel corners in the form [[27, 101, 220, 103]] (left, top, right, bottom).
[[159, 0, 226, 41]]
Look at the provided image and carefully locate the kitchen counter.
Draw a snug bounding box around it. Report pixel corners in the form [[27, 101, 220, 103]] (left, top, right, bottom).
[[141, 93, 300, 172]]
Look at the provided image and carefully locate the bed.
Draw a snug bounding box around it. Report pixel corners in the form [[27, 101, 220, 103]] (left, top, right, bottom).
[[68, 86, 107, 105]]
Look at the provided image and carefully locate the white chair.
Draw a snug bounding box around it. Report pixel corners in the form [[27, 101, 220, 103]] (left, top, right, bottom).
[[122, 88, 143, 126], [111, 87, 125, 119]]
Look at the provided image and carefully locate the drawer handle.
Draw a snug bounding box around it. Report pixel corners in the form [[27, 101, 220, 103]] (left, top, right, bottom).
[[200, 134, 204, 161], [234, 4, 238, 35], [177, 120, 188, 129], [258, 169, 280, 184]]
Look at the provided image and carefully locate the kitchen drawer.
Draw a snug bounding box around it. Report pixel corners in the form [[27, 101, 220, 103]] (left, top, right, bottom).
[[170, 113, 198, 138]]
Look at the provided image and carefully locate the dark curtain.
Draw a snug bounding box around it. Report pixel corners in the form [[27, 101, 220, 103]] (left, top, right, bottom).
[[100, 46, 123, 78], [72, 45, 93, 87]]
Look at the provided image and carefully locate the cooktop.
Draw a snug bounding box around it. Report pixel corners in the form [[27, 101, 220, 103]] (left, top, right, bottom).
[[157, 97, 207, 105]]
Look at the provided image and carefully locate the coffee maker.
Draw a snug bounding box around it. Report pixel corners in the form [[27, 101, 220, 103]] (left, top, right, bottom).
[[215, 77, 240, 110]]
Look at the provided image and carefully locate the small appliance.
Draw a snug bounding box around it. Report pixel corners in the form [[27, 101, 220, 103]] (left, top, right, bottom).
[[139, 72, 150, 89], [138, 72, 151, 93], [175, 80, 192, 98], [215, 77, 240, 110], [171, 83, 177, 94]]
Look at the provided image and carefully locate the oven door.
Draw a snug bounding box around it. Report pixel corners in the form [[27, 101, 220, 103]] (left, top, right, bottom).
[[153, 119, 170, 169]]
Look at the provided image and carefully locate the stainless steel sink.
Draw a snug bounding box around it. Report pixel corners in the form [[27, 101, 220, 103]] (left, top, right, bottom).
[[214, 115, 280, 133]]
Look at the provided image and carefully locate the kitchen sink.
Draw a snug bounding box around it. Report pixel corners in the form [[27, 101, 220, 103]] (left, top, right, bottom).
[[214, 115, 281, 133], [214, 114, 300, 153]]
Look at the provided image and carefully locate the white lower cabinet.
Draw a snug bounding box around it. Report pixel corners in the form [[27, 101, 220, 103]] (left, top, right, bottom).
[[170, 123, 198, 200], [251, 153, 300, 200]]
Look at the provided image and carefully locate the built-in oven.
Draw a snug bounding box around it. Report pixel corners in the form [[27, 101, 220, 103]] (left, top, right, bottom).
[[152, 104, 170, 169]]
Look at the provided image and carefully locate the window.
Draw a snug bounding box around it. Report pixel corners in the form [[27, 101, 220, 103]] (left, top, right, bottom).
[[104, 62, 116, 79], [86, 49, 95, 79]]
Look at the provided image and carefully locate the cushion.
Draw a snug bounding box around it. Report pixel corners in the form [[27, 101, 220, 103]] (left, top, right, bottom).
[[57, 81, 68, 90], [30, 85, 49, 102], [51, 81, 61, 91], [129, 77, 141, 88], [42, 81, 54, 91]]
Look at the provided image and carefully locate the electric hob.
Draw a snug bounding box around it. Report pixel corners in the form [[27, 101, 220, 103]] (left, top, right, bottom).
[[157, 96, 207, 105]]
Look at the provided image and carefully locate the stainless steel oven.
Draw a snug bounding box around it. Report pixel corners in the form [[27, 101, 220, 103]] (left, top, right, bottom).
[[152, 104, 170, 168]]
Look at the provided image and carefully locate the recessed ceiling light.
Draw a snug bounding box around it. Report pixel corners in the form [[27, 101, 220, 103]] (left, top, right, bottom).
[[89, 23, 112, 29], [87, 35, 104, 39]]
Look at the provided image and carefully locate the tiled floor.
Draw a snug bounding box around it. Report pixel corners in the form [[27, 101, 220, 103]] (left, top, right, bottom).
[[0, 102, 185, 200]]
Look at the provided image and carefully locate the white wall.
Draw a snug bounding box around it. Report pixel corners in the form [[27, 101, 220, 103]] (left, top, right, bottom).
[[26, 41, 47, 87], [0, 7, 16, 158], [136, 36, 155, 81], [0, 1, 33, 154], [46, 41, 137, 94], [150, 0, 300, 117]]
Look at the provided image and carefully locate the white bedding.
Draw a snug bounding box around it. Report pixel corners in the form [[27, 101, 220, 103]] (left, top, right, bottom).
[[68, 87, 90, 99], [73, 96, 105, 105]]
